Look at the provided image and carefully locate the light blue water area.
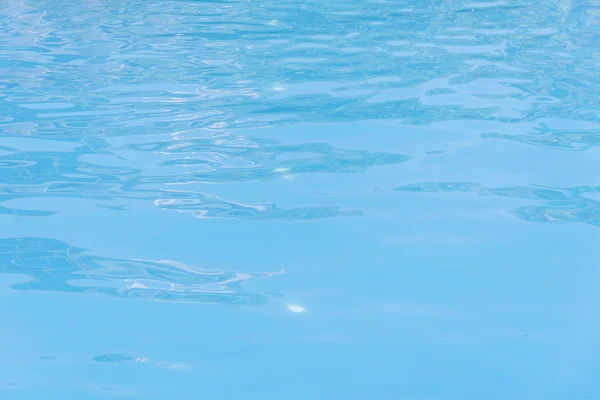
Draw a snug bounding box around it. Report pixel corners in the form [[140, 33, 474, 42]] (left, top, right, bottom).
[[1, 0, 600, 398]]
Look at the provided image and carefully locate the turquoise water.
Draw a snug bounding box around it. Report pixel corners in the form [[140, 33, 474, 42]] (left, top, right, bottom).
[[1, 0, 600, 398]]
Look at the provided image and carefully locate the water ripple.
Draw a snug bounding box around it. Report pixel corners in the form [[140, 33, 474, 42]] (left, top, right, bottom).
[[0, 1, 597, 231], [394, 182, 600, 227], [0, 237, 283, 305], [2, 0, 598, 140], [0, 138, 383, 218]]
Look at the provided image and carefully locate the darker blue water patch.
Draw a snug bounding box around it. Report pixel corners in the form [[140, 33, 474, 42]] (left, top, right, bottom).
[[93, 354, 135, 363]]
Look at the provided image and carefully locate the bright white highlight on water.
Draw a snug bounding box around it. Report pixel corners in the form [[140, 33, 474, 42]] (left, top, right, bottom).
[[288, 305, 306, 313]]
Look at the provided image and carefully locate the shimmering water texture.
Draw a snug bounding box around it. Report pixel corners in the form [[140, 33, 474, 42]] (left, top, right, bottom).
[[2, 0, 600, 399]]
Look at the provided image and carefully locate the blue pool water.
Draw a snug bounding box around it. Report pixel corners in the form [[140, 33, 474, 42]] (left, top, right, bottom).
[[1, 0, 600, 398]]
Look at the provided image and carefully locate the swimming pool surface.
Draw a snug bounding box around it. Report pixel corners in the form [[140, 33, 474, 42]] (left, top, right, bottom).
[[1, 0, 600, 398]]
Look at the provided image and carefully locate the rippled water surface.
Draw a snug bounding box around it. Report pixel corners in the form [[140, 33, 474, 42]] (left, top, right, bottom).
[[2, 0, 600, 398]]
